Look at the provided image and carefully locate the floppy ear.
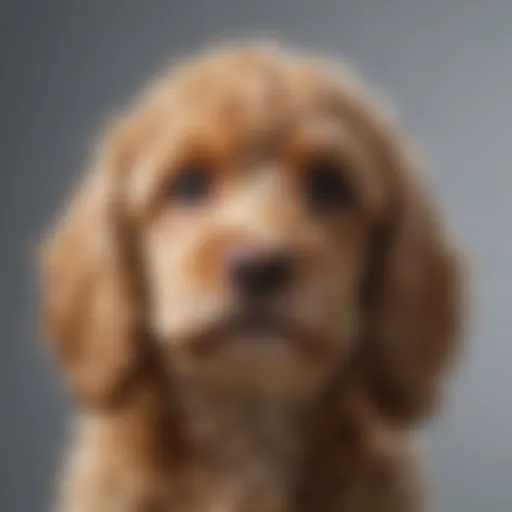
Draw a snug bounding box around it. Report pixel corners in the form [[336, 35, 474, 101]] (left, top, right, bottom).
[[360, 131, 466, 425], [40, 129, 145, 410]]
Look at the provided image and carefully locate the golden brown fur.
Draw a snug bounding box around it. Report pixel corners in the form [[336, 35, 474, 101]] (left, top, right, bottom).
[[40, 43, 465, 512]]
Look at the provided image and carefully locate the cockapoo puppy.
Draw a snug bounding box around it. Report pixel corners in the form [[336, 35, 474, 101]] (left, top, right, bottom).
[[40, 43, 465, 512]]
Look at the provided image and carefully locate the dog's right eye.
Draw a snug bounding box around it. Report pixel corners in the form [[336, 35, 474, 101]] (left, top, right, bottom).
[[167, 163, 211, 204]]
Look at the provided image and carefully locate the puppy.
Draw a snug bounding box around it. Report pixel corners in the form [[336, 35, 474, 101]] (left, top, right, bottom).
[[40, 43, 465, 512]]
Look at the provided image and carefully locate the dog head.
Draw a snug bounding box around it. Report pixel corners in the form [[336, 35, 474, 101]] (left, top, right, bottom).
[[40, 44, 464, 421]]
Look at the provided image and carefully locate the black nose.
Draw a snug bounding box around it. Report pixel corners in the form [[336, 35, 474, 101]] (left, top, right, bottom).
[[227, 247, 293, 299]]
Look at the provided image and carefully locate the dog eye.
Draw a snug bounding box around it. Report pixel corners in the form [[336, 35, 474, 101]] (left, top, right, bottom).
[[168, 163, 211, 203], [304, 159, 353, 212]]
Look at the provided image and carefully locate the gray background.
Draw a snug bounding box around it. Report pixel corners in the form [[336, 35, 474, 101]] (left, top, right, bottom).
[[1, 1, 510, 511]]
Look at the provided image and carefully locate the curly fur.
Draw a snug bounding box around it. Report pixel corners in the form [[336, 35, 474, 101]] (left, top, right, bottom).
[[40, 43, 465, 512]]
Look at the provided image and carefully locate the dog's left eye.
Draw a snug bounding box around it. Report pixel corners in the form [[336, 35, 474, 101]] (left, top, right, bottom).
[[168, 164, 211, 203], [304, 158, 354, 212]]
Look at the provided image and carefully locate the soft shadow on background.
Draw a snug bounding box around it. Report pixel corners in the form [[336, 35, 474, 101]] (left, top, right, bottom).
[[1, 1, 510, 511]]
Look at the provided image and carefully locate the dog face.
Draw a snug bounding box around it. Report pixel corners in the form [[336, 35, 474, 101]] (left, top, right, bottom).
[[127, 55, 387, 399], [41, 45, 463, 418]]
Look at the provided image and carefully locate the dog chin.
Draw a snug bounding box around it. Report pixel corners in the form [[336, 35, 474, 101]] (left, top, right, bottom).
[[164, 321, 337, 403]]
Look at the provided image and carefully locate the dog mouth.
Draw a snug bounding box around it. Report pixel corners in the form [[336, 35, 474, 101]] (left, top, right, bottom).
[[180, 306, 332, 361], [226, 308, 287, 335]]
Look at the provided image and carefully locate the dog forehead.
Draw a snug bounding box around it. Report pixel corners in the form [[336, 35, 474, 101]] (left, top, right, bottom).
[[158, 46, 338, 125]]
